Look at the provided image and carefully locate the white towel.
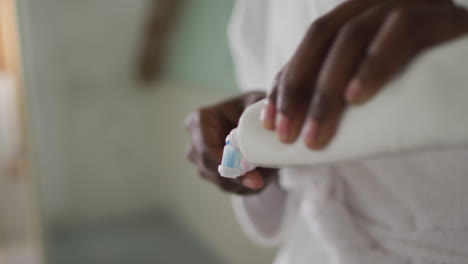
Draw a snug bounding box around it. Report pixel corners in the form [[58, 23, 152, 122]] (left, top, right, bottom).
[[228, 0, 468, 263]]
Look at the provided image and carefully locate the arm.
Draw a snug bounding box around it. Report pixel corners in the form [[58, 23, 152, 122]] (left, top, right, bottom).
[[231, 178, 288, 247]]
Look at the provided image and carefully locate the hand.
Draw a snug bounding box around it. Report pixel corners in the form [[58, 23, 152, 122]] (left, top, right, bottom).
[[185, 92, 278, 194], [261, 0, 468, 149]]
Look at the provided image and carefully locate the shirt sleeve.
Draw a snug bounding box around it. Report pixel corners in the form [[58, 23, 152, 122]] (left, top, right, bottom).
[[227, 0, 270, 92], [231, 179, 288, 247]]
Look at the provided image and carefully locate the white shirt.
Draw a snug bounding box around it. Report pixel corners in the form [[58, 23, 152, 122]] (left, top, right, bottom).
[[228, 0, 468, 263]]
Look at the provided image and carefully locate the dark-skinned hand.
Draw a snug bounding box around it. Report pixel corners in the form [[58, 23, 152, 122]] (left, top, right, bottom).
[[185, 92, 278, 195], [261, 0, 468, 149]]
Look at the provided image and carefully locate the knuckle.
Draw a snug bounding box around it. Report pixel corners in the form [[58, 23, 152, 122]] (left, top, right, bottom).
[[277, 95, 310, 114], [314, 88, 334, 106], [277, 79, 313, 113], [218, 180, 235, 192], [200, 150, 214, 170], [340, 21, 371, 41], [387, 8, 421, 41], [360, 56, 388, 78], [280, 79, 303, 96], [308, 17, 330, 36], [198, 169, 211, 181], [268, 72, 282, 102], [198, 165, 217, 179], [309, 89, 345, 119], [387, 7, 414, 28], [185, 145, 196, 162], [184, 110, 201, 130], [267, 89, 277, 103], [309, 92, 332, 119], [273, 70, 284, 85], [219, 184, 231, 192], [278, 66, 302, 94]]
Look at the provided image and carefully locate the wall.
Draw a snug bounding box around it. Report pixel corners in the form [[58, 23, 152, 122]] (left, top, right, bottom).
[[17, 0, 275, 263]]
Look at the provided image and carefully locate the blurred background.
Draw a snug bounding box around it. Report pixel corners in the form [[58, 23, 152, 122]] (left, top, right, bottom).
[[0, 0, 276, 263]]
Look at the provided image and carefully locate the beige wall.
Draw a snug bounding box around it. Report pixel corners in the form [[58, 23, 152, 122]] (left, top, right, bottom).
[[17, 0, 275, 263], [0, 1, 43, 262]]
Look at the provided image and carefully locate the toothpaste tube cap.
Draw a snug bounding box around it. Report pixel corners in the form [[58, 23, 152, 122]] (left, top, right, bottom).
[[218, 129, 256, 178]]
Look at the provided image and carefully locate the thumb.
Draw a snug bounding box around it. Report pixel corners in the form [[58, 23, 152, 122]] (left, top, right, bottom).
[[241, 170, 265, 190]]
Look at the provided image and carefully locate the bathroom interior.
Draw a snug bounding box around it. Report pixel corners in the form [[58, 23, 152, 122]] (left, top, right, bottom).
[[0, 0, 275, 263]]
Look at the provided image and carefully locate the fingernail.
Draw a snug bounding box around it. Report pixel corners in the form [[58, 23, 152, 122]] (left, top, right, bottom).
[[242, 177, 263, 190], [304, 119, 320, 149], [260, 101, 276, 130], [345, 79, 361, 102], [276, 113, 291, 143]]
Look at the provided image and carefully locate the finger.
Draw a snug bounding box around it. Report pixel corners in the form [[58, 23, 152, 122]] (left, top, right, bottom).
[[346, 7, 424, 104], [198, 147, 264, 193], [216, 91, 267, 129], [198, 167, 251, 194], [420, 4, 468, 45], [261, 99, 276, 130], [199, 113, 231, 149], [262, 73, 281, 130], [345, 1, 468, 104], [275, 0, 379, 144], [304, 93, 346, 150], [199, 147, 223, 172], [304, 3, 396, 149], [185, 145, 196, 163], [218, 178, 252, 194], [241, 170, 265, 190], [244, 91, 267, 108]]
